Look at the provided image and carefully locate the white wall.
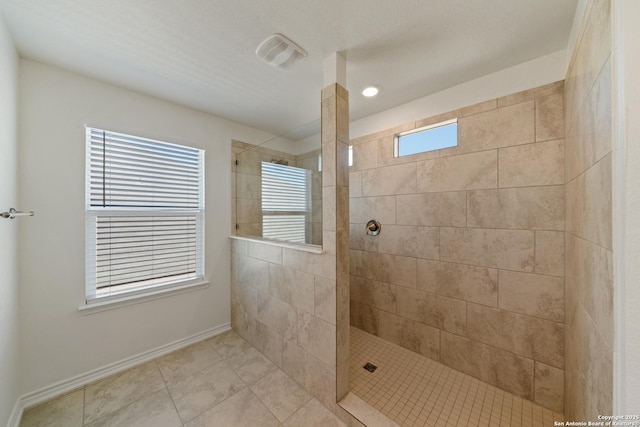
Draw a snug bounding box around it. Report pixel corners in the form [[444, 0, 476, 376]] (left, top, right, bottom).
[[350, 49, 567, 139], [0, 13, 20, 426], [17, 59, 274, 395]]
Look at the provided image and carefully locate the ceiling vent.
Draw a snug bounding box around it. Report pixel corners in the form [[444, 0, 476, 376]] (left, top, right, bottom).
[[256, 33, 307, 70]]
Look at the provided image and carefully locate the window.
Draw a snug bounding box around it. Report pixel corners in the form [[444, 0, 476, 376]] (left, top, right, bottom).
[[261, 161, 311, 244], [85, 128, 204, 302], [394, 118, 458, 157]]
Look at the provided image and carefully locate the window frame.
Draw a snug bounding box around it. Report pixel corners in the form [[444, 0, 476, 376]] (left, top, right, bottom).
[[393, 118, 458, 157], [84, 127, 206, 306]]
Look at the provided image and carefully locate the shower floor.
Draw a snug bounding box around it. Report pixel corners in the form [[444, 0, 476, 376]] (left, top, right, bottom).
[[349, 327, 564, 427]]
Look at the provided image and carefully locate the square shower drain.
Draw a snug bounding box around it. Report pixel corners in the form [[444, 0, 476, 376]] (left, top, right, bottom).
[[363, 362, 378, 372]]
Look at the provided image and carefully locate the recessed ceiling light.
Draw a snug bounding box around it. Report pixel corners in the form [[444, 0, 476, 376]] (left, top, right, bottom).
[[362, 86, 379, 97]]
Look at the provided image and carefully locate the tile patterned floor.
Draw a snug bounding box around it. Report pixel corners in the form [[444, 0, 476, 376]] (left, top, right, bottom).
[[350, 326, 565, 427], [19, 330, 346, 427]]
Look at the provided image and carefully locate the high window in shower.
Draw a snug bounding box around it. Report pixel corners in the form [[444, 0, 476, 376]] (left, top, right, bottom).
[[394, 118, 458, 157]]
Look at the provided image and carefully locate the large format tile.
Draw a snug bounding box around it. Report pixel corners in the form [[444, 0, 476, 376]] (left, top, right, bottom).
[[467, 186, 564, 230], [314, 276, 337, 324], [440, 227, 535, 272], [234, 254, 269, 293], [416, 150, 497, 193], [20, 389, 84, 427], [250, 370, 312, 422], [535, 230, 565, 277], [167, 361, 246, 423], [456, 100, 535, 153], [534, 362, 564, 413], [498, 270, 564, 322], [378, 311, 440, 360], [226, 347, 278, 385], [297, 311, 336, 367], [396, 287, 466, 335], [184, 388, 279, 427], [359, 252, 416, 289], [396, 192, 466, 227], [349, 196, 396, 224], [85, 389, 181, 427], [269, 264, 314, 314], [536, 93, 564, 142], [155, 340, 221, 384], [498, 139, 564, 187], [350, 275, 397, 313], [283, 398, 347, 427], [417, 259, 498, 307], [83, 361, 165, 424], [257, 292, 298, 342], [361, 163, 416, 196], [440, 332, 535, 400], [376, 225, 439, 260], [349, 300, 379, 335], [466, 303, 564, 368]]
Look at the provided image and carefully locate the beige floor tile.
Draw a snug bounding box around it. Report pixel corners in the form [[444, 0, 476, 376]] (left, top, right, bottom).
[[283, 398, 347, 426], [20, 389, 84, 427], [167, 360, 246, 423], [155, 340, 222, 384], [207, 330, 252, 359], [226, 346, 278, 384], [250, 369, 312, 421], [84, 389, 181, 427], [83, 361, 165, 424], [184, 388, 279, 427]]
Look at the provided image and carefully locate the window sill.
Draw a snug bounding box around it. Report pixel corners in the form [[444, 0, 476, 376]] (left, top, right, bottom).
[[78, 280, 210, 315]]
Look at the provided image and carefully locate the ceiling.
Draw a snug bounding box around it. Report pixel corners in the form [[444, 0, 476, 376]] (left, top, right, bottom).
[[0, 0, 578, 137]]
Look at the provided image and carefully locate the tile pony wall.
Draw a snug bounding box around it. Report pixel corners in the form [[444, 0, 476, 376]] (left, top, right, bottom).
[[348, 81, 566, 412]]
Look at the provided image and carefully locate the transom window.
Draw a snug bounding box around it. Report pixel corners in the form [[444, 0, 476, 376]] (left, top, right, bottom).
[[85, 127, 205, 301], [394, 118, 458, 157]]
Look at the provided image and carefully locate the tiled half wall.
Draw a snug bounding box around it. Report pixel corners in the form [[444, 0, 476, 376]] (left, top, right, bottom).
[[348, 81, 566, 413]]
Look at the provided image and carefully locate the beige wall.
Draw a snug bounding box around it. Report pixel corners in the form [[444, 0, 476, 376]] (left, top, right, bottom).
[[564, 0, 613, 419], [349, 81, 565, 412], [230, 83, 350, 414]]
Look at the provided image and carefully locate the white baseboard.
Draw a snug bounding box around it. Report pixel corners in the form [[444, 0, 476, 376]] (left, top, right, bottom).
[[6, 323, 230, 427]]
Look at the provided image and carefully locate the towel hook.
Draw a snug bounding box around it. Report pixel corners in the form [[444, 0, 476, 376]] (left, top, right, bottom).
[[1, 208, 35, 220]]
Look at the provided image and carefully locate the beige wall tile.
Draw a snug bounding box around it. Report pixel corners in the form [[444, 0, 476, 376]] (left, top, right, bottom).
[[251, 320, 283, 368], [257, 291, 298, 342], [498, 270, 564, 322], [349, 171, 362, 198], [248, 241, 283, 264], [566, 233, 613, 348], [349, 223, 379, 252], [322, 141, 337, 187], [456, 101, 535, 153], [283, 249, 336, 279], [467, 186, 564, 231], [396, 287, 466, 335], [351, 139, 377, 171], [350, 275, 397, 313], [534, 362, 564, 413], [303, 352, 337, 413], [350, 300, 379, 335], [350, 196, 396, 224], [359, 252, 416, 289], [536, 93, 564, 142], [236, 198, 261, 223], [378, 311, 440, 360], [440, 228, 535, 272], [566, 154, 612, 250], [417, 259, 497, 307], [375, 134, 440, 168], [499, 139, 564, 187], [236, 172, 261, 199], [361, 163, 416, 196], [350, 250, 363, 277], [497, 81, 563, 108], [440, 331, 535, 400], [236, 254, 270, 293], [231, 239, 248, 255], [396, 192, 466, 227], [535, 231, 565, 276], [417, 150, 497, 192], [323, 186, 336, 232], [315, 276, 337, 325], [297, 311, 337, 368], [466, 303, 564, 368], [269, 264, 314, 314], [377, 225, 439, 260]]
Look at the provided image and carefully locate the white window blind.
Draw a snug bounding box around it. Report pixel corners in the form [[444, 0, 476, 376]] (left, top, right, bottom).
[[86, 128, 204, 301], [261, 161, 310, 244]]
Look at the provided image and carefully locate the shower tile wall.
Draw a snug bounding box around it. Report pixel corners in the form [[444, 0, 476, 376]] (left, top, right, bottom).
[[231, 83, 351, 414], [349, 81, 565, 413], [564, 0, 613, 420]]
